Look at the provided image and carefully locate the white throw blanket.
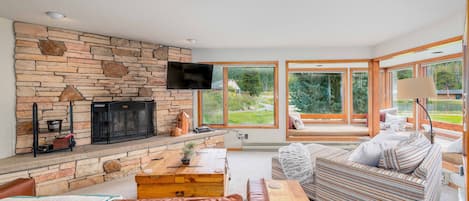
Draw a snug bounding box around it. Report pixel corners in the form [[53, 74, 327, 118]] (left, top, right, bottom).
[[278, 143, 314, 184]]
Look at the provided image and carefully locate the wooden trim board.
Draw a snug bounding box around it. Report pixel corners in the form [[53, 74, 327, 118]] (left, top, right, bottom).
[[374, 36, 463, 61]]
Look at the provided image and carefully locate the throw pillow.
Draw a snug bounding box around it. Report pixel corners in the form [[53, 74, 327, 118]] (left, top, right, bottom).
[[378, 133, 432, 174], [446, 137, 462, 153], [380, 111, 386, 122], [348, 141, 395, 167], [385, 113, 407, 132], [372, 130, 409, 143], [289, 112, 304, 130], [380, 121, 389, 130], [278, 143, 313, 184], [348, 132, 409, 167]]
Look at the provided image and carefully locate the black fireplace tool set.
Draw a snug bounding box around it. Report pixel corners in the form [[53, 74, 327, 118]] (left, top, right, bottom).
[[32, 101, 76, 157]]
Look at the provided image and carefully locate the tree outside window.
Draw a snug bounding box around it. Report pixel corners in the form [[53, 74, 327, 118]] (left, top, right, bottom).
[[288, 72, 343, 114]]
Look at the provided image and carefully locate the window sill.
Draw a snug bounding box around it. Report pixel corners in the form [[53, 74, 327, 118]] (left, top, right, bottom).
[[433, 127, 461, 140]]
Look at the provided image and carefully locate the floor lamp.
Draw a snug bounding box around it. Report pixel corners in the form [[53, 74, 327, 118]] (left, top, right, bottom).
[[397, 77, 437, 143]]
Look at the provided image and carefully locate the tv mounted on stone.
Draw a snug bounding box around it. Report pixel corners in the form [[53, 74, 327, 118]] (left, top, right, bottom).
[[166, 62, 213, 89]]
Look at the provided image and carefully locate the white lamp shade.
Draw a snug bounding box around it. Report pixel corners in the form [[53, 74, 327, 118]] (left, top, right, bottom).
[[397, 77, 437, 99]]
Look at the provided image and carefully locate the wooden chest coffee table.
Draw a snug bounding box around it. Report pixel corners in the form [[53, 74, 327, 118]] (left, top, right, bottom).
[[135, 148, 228, 199]]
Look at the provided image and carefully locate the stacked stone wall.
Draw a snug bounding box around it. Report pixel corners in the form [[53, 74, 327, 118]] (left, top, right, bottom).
[[14, 22, 193, 153]]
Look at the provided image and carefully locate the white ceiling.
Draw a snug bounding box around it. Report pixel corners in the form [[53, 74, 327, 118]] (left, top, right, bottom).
[[380, 40, 462, 67], [0, 0, 464, 49]]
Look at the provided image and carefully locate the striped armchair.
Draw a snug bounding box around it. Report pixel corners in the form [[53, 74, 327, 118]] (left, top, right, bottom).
[[316, 144, 442, 201]]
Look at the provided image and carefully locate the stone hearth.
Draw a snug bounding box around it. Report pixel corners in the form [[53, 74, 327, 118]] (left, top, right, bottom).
[[14, 22, 193, 154], [0, 131, 225, 196]]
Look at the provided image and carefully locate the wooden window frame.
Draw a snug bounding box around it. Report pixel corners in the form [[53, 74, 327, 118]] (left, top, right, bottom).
[[287, 68, 349, 124], [379, 69, 392, 109], [197, 61, 279, 129]]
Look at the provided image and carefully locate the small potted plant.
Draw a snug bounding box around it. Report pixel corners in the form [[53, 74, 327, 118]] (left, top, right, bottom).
[[181, 142, 196, 165]]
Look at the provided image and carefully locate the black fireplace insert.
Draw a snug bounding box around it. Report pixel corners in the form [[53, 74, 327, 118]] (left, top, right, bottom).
[[91, 101, 155, 144]]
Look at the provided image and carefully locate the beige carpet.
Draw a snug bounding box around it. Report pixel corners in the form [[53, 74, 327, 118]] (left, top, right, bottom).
[[66, 151, 459, 201]]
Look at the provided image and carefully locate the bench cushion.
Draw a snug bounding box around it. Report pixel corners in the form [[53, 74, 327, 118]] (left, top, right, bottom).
[[288, 125, 368, 136]]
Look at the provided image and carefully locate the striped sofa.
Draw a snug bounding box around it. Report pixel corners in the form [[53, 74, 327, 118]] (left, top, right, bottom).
[[272, 143, 442, 201], [272, 144, 349, 200]]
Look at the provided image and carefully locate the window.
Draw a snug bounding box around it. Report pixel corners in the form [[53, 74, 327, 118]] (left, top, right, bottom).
[[227, 67, 275, 125], [289, 72, 344, 114], [423, 59, 463, 125], [390, 68, 413, 117], [379, 70, 387, 109], [199, 62, 278, 128], [201, 67, 223, 124], [287, 69, 348, 123], [352, 71, 368, 114]]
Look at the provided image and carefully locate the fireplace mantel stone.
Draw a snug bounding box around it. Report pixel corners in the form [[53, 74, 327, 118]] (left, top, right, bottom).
[[0, 130, 226, 195]]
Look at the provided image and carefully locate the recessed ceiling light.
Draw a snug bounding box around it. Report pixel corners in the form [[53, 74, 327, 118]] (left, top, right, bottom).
[[431, 51, 443, 54], [185, 39, 197, 44], [46, 11, 66, 20]]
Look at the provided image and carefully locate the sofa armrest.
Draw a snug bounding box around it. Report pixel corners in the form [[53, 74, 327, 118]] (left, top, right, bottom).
[[247, 179, 268, 201], [271, 156, 287, 180], [0, 178, 35, 198], [316, 156, 428, 201]]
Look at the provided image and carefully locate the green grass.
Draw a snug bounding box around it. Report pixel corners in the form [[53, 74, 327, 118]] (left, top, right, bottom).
[[398, 111, 462, 124], [202, 111, 274, 125], [228, 111, 274, 124], [202, 113, 223, 124], [430, 112, 462, 124]]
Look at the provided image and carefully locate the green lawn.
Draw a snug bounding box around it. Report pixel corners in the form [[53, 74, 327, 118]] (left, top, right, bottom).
[[228, 111, 274, 124], [430, 112, 462, 124], [203, 111, 274, 125], [398, 111, 462, 124], [203, 110, 274, 125]]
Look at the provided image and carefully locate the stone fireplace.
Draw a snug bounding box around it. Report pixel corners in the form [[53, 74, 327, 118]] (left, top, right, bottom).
[[14, 22, 193, 154], [91, 101, 155, 144]]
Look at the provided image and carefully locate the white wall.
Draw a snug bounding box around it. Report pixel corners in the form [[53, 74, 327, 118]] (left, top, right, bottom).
[[373, 11, 465, 58], [0, 17, 16, 159], [192, 47, 372, 148]]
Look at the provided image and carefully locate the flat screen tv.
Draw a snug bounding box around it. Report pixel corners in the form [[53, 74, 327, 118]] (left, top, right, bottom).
[[166, 62, 213, 89]]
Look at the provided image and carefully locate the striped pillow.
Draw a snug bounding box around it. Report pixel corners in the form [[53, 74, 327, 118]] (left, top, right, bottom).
[[378, 134, 431, 174]]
